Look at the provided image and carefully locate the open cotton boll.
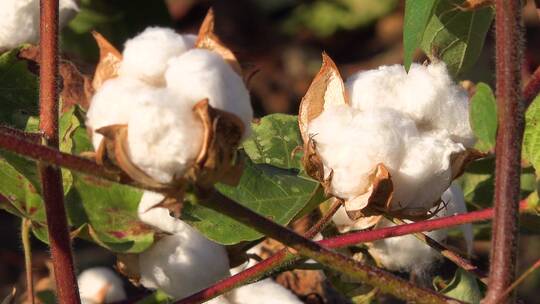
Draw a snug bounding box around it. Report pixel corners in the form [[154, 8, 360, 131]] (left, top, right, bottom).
[[138, 191, 187, 234], [127, 91, 204, 183], [368, 184, 472, 274], [119, 27, 195, 86], [78, 267, 126, 304], [308, 105, 418, 200], [228, 279, 303, 304], [0, 0, 78, 51], [139, 230, 230, 300], [346, 62, 474, 147], [165, 49, 253, 134], [86, 77, 155, 150]]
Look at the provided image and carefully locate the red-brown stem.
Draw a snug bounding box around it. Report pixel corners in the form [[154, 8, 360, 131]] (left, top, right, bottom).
[[0, 125, 42, 143], [496, 257, 540, 303], [524, 65, 540, 108], [178, 201, 530, 304], [484, 1, 525, 303], [39, 1, 80, 303]]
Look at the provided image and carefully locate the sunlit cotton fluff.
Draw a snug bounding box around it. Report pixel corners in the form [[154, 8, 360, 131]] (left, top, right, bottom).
[[86, 77, 155, 149], [165, 48, 253, 134], [346, 62, 474, 147], [138, 193, 230, 300], [367, 184, 473, 274], [77, 267, 126, 304], [119, 27, 196, 86], [126, 90, 204, 183], [0, 0, 78, 51]]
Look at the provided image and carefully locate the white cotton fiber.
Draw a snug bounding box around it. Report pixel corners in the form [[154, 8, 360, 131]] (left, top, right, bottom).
[[228, 279, 303, 304], [308, 105, 418, 200], [77, 267, 126, 304], [138, 191, 185, 234], [165, 49, 253, 134], [119, 28, 195, 86], [126, 90, 204, 183], [85, 77, 155, 150], [139, 231, 230, 300], [0, 0, 78, 51], [346, 62, 475, 147], [367, 184, 473, 274]]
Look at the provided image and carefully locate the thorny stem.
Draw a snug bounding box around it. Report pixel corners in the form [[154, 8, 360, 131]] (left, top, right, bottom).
[[390, 217, 488, 283], [178, 201, 531, 304], [21, 218, 35, 304], [38, 1, 80, 303], [484, 1, 525, 303], [198, 189, 456, 304]]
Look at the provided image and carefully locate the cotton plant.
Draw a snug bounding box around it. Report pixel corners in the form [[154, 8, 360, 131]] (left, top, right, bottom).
[[0, 0, 78, 51], [77, 267, 127, 304], [86, 10, 253, 191], [299, 54, 482, 228]]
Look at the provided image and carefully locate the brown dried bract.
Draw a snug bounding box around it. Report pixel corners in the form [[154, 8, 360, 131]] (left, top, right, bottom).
[[188, 99, 244, 187], [116, 254, 141, 286], [345, 163, 393, 220], [196, 9, 242, 75], [91, 31, 122, 91], [298, 53, 348, 144], [450, 148, 486, 179]]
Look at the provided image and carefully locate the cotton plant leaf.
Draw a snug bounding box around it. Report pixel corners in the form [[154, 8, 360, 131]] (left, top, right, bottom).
[[420, 0, 494, 77], [403, 0, 438, 71], [469, 82, 497, 152], [524, 94, 540, 172], [439, 269, 482, 303]]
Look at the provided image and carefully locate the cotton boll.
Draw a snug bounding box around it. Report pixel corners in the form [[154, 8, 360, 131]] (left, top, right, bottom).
[[346, 62, 474, 147], [78, 267, 126, 304], [86, 77, 155, 149], [308, 105, 418, 200], [228, 279, 303, 304], [139, 230, 230, 300], [0, 0, 78, 51], [138, 191, 187, 234], [165, 49, 253, 135], [119, 27, 195, 86], [127, 90, 204, 183], [368, 184, 472, 274], [206, 296, 233, 304]]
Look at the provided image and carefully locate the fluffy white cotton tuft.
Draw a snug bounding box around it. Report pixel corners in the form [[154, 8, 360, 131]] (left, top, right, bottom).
[[139, 229, 230, 300], [0, 0, 78, 51], [165, 49, 253, 134], [77, 267, 126, 304], [137, 191, 185, 234], [346, 62, 474, 147], [126, 90, 204, 183], [367, 183, 473, 274], [86, 77, 155, 149], [228, 279, 303, 304], [119, 28, 195, 86]]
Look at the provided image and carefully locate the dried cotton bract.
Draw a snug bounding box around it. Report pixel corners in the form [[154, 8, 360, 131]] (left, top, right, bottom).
[[0, 0, 78, 51], [86, 10, 252, 188], [300, 54, 480, 223], [77, 267, 127, 304]]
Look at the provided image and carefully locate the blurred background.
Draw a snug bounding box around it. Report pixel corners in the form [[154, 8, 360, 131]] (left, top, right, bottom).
[[1, 0, 539, 303]]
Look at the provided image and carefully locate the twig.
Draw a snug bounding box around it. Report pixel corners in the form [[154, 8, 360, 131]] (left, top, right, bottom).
[[21, 218, 35, 304], [484, 1, 525, 303], [38, 1, 80, 303], [390, 217, 488, 284], [496, 257, 540, 303], [177, 201, 530, 304]]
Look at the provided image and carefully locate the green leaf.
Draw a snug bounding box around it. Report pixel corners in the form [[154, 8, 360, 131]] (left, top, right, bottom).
[[65, 173, 153, 253], [135, 290, 171, 304], [420, 0, 494, 77], [524, 95, 540, 171], [0, 48, 39, 129], [440, 269, 482, 303], [403, 0, 438, 71], [243, 114, 303, 170], [182, 158, 324, 244], [470, 83, 497, 151]]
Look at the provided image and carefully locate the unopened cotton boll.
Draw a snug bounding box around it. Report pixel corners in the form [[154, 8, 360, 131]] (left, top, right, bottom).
[[127, 91, 204, 183], [139, 226, 230, 299], [346, 62, 475, 147], [119, 27, 196, 86], [165, 49, 253, 134], [0, 0, 78, 51], [86, 77, 155, 149], [367, 184, 473, 274], [77, 267, 126, 304]]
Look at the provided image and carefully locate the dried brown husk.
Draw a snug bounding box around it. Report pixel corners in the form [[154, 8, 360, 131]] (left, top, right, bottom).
[[91, 31, 122, 91], [116, 253, 141, 286], [195, 9, 242, 75]]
